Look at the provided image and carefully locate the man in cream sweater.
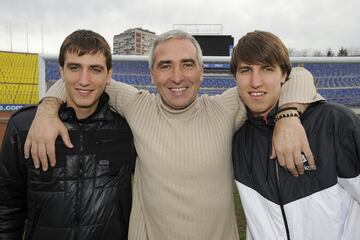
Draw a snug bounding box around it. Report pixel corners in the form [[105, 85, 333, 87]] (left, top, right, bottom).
[[24, 30, 322, 240]]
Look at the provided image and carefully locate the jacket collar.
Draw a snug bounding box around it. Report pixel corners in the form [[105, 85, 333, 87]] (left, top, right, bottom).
[[246, 103, 278, 128], [59, 92, 113, 123]]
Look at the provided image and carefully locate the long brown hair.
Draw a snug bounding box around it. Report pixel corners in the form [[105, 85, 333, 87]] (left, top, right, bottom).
[[230, 30, 291, 80]]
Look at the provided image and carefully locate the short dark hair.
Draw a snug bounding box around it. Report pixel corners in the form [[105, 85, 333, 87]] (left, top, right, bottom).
[[58, 29, 112, 71], [230, 30, 291, 80]]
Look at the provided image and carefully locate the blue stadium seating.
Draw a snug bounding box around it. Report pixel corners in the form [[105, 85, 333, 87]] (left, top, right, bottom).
[[45, 60, 360, 107]]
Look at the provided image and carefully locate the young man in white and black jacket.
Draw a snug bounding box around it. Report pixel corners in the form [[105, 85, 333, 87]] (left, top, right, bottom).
[[231, 31, 360, 240]]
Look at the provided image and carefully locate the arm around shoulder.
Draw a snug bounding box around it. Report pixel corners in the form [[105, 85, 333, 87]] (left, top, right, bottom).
[[279, 67, 325, 106], [46, 79, 66, 102], [105, 80, 140, 115], [273, 67, 322, 176], [217, 87, 247, 130]]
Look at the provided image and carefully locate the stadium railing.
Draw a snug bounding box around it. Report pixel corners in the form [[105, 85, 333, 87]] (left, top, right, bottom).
[[37, 55, 360, 114]]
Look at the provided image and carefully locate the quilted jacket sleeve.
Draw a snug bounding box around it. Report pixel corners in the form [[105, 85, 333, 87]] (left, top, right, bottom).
[[0, 117, 27, 240]]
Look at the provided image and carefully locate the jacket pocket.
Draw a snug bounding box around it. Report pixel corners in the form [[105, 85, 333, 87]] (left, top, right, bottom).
[[94, 135, 133, 189], [95, 156, 129, 189]]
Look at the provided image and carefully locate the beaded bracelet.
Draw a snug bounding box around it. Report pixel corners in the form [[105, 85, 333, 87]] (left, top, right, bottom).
[[276, 107, 298, 115], [275, 111, 300, 122]]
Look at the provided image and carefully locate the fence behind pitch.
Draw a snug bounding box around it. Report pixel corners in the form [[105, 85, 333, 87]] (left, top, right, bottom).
[[1, 53, 360, 110], [40, 55, 360, 110]]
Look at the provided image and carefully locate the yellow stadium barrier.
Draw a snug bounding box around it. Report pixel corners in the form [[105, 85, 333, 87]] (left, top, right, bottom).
[[0, 51, 39, 105]]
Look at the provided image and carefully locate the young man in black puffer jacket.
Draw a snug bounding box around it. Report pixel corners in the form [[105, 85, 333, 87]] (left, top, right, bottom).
[[0, 29, 136, 240]]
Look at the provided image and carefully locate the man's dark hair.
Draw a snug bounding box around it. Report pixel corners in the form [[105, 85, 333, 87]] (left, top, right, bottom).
[[59, 29, 112, 71], [230, 30, 291, 80]]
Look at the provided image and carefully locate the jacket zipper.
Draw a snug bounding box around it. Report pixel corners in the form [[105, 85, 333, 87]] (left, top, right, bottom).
[[266, 117, 291, 240], [275, 161, 291, 240], [74, 132, 84, 240]]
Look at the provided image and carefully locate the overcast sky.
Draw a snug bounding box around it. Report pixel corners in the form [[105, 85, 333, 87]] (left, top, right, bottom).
[[0, 0, 359, 55]]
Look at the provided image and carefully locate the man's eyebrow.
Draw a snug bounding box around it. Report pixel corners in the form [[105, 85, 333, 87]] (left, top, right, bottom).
[[156, 60, 172, 67], [65, 63, 105, 69], [181, 58, 196, 63], [66, 62, 80, 66], [90, 64, 105, 69], [155, 58, 197, 67]]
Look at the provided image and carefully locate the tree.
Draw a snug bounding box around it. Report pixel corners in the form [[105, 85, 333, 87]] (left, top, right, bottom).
[[347, 47, 360, 56], [300, 49, 311, 57], [326, 48, 334, 57], [287, 48, 297, 57], [313, 50, 324, 57], [337, 47, 348, 56]]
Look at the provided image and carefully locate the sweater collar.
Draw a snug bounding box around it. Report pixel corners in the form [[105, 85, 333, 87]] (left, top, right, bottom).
[[157, 94, 199, 119]]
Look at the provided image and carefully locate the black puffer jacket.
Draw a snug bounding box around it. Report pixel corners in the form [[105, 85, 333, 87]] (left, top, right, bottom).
[[0, 93, 136, 240]]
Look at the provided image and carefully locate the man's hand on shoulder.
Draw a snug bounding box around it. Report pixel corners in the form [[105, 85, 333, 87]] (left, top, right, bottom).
[[271, 106, 315, 177], [24, 97, 73, 171]]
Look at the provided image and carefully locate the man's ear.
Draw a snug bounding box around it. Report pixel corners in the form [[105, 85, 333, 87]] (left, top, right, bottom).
[[200, 64, 204, 82], [281, 73, 287, 85], [150, 70, 155, 84], [107, 69, 112, 84], [60, 66, 64, 79]]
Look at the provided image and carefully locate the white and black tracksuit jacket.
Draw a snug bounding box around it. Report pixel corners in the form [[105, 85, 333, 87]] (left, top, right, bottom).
[[233, 102, 360, 240]]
